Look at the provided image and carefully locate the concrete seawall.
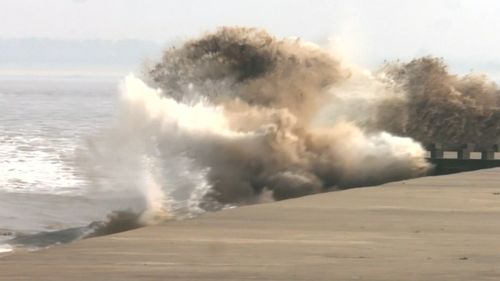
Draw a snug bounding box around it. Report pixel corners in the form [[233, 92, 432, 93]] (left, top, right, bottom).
[[2, 168, 500, 280]]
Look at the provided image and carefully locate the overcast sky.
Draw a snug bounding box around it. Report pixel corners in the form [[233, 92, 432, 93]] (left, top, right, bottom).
[[2, 0, 500, 73]]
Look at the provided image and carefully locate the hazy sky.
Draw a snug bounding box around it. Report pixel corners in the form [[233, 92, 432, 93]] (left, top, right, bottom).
[[2, 0, 500, 71]]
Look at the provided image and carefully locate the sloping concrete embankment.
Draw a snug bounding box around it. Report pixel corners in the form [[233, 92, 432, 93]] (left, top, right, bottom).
[[2, 168, 500, 281]]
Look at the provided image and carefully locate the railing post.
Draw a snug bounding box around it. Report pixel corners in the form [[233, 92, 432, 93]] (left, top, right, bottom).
[[428, 143, 443, 159], [458, 143, 474, 160], [481, 144, 499, 160]]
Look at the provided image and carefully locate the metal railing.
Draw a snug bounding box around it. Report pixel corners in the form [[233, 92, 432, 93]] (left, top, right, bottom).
[[426, 143, 499, 160]]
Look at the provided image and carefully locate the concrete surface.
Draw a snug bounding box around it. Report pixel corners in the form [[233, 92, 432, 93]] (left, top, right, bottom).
[[2, 168, 500, 281]]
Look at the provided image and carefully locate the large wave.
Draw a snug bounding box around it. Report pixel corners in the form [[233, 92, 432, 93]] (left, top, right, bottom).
[[77, 27, 431, 224]]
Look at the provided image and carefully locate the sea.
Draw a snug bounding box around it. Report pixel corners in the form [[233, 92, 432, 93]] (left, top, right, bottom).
[[0, 76, 128, 254]]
